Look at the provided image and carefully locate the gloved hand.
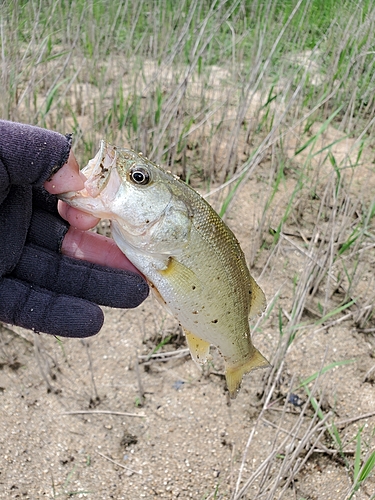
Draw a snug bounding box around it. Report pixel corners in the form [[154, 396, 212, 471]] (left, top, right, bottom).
[[0, 120, 149, 337]]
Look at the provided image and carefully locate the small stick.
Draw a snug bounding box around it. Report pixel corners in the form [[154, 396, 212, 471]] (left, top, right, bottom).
[[261, 417, 355, 455], [96, 451, 142, 475], [1, 323, 34, 345], [335, 411, 375, 429], [60, 410, 146, 417], [138, 348, 190, 360], [82, 339, 99, 401], [363, 364, 375, 383], [34, 334, 55, 393], [134, 352, 145, 406]]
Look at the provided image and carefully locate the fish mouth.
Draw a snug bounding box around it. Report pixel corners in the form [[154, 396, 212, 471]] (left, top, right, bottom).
[[59, 141, 121, 218], [58, 140, 120, 208], [81, 140, 117, 198]]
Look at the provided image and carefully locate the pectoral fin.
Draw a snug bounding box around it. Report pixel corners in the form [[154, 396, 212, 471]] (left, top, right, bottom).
[[159, 257, 200, 291], [184, 329, 211, 364], [225, 348, 270, 399]]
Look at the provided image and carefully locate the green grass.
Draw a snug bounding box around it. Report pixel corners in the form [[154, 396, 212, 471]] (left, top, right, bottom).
[[3, 0, 375, 170], [348, 428, 375, 499]]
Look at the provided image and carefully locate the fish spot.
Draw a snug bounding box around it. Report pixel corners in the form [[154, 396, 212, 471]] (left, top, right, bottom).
[[211, 319, 218, 324], [194, 321, 199, 324]]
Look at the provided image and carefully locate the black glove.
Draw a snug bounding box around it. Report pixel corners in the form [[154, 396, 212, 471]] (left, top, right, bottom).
[[0, 120, 148, 337]]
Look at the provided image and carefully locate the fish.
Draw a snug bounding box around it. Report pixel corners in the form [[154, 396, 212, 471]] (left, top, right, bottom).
[[60, 141, 269, 398]]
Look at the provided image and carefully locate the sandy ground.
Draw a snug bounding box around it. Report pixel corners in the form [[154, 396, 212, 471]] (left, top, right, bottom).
[[1, 125, 375, 500]]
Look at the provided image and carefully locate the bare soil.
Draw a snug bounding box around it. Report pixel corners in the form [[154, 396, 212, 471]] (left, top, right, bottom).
[[1, 125, 375, 500]]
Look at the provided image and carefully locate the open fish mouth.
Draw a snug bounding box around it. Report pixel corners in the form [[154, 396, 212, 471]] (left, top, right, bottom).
[[59, 141, 122, 217], [80, 140, 117, 198]]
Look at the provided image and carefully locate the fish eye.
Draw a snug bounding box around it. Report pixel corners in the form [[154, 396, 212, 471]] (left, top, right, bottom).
[[129, 166, 150, 185]]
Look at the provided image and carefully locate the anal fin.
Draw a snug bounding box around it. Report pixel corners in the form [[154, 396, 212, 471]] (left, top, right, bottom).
[[184, 329, 211, 365]]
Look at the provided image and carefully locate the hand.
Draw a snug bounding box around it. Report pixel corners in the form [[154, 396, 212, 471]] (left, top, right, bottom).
[[0, 120, 148, 338], [45, 151, 140, 274]]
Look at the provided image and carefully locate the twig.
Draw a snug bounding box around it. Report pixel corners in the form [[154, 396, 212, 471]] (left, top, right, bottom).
[[363, 364, 375, 383], [138, 348, 190, 365], [34, 334, 55, 393], [82, 339, 99, 401], [233, 361, 288, 497], [96, 451, 142, 475], [0, 323, 34, 345], [335, 411, 375, 429], [312, 311, 353, 335], [280, 232, 349, 295], [261, 417, 305, 441], [60, 410, 146, 417], [264, 406, 298, 414], [261, 417, 353, 456], [138, 348, 190, 359], [134, 352, 145, 406]]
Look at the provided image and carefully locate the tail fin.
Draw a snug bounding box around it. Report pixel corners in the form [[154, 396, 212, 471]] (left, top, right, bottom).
[[225, 348, 270, 399]]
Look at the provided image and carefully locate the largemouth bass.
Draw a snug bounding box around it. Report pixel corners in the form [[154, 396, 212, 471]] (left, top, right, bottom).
[[61, 141, 269, 398]]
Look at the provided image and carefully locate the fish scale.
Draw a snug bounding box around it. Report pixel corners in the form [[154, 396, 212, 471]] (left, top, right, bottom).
[[60, 141, 269, 398]]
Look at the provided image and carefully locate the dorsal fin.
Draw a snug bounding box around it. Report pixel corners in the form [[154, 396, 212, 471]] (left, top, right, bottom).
[[248, 276, 266, 319]]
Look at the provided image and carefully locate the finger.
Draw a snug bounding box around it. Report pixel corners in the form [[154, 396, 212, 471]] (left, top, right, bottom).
[[44, 150, 86, 194], [13, 244, 149, 309], [28, 208, 69, 252], [62, 227, 141, 274], [28, 208, 140, 275], [58, 200, 100, 230], [0, 277, 104, 338]]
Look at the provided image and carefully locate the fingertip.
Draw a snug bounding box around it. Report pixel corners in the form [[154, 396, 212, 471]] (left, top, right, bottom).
[[48, 299, 105, 338], [0, 277, 105, 338], [44, 162, 85, 194], [61, 300, 105, 337]]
